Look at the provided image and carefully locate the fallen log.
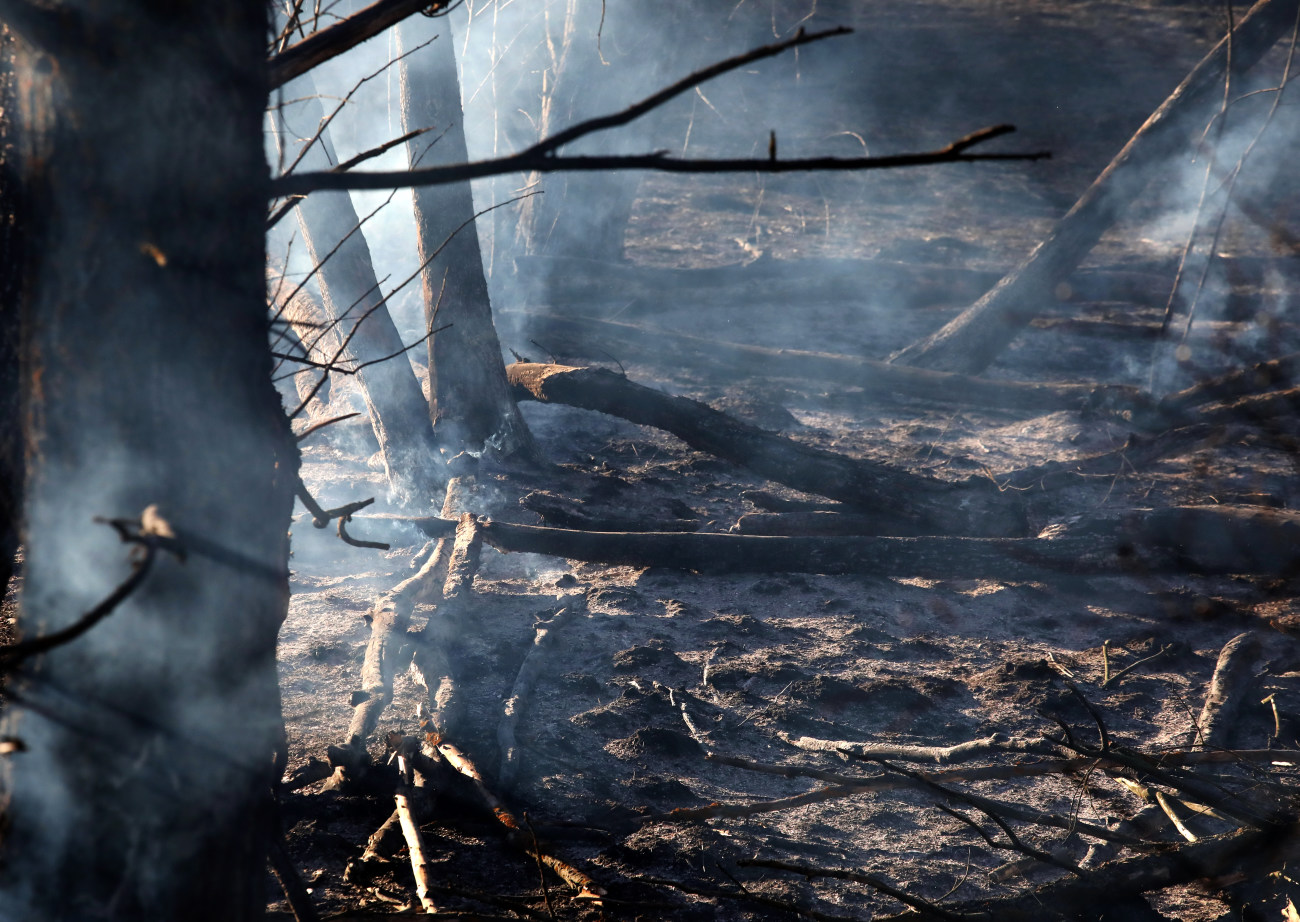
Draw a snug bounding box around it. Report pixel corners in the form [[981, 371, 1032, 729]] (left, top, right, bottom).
[[1193, 632, 1265, 750], [498, 595, 584, 790], [505, 362, 1023, 537], [500, 310, 1145, 414], [359, 504, 1300, 578], [889, 0, 1300, 373]]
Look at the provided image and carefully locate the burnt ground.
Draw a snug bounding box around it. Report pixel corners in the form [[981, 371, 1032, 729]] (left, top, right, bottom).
[[272, 2, 1300, 920]]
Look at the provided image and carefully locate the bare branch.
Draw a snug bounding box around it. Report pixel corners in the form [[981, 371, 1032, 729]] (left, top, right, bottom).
[[271, 135, 1048, 197], [269, 0, 444, 89]]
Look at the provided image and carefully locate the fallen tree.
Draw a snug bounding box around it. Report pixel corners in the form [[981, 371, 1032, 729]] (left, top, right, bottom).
[[505, 361, 1024, 537], [359, 504, 1300, 578]]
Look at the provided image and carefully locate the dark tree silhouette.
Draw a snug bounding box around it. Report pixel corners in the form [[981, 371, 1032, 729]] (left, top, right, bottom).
[[0, 5, 294, 920]]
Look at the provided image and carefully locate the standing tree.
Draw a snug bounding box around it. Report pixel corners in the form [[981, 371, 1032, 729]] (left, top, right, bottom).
[[398, 14, 538, 462], [0, 4, 294, 920]]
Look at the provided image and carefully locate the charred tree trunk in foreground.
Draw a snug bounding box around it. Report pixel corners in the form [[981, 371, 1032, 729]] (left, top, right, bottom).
[[505, 362, 1022, 537], [279, 74, 445, 506], [397, 17, 538, 462], [0, 6, 294, 920], [890, 0, 1300, 373], [0, 29, 25, 597]]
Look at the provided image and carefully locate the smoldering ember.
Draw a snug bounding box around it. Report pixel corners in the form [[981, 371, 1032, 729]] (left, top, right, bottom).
[[1, 0, 1299, 919]]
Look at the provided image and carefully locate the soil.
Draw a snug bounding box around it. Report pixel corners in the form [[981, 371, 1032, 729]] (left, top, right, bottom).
[[272, 2, 1300, 920]]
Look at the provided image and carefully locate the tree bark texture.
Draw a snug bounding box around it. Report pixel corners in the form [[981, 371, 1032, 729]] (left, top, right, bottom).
[[279, 73, 445, 506], [396, 17, 538, 461], [0, 29, 25, 598], [505, 362, 1023, 537], [889, 0, 1300, 373], [1, 5, 294, 921]]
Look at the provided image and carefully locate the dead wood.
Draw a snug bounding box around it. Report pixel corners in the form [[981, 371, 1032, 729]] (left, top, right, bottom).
[[876, 824, 1300, 922], [330, 482, 477, 782], [268, 0, 439, 89], [782, 732, 1050, 764], [440, 513, 482, 602], [434, 738, 606, 899], [498, 595, 585, 789], [411, 503, 486, 736], [889, 0, 1300, 373], [394, 781, 437, 912], [1193, 632, 1265, 750], [359, 505, 1300, 577], [502, 311, 1144, 414], [699, 749, 1296, 811], [505, 362, 1023, 537], [343, 808, 405, 887], [520, 490, 700, 532], [341, 548, 444, 752]]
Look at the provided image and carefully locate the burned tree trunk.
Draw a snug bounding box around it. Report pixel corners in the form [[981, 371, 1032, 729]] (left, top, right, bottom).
[[0, 4, 294, 920], [397, 17, 538, 462], [889, 0, 1300, 373], [277, 74, 445, 506], [0, 28, 24, 599]]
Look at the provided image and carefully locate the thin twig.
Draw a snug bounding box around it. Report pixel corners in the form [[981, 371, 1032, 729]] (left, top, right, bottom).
[[294, 411, 360, 443], [0, 517, 172, 664]]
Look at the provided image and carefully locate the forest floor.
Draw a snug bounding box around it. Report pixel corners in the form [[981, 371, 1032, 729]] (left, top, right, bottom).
[[271, 1, 1300, 919]]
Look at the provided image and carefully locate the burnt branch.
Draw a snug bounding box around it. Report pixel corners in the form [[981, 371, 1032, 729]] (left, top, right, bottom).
[[268, 0, 445, 89], [0, 517, 162, 664], [294, 411, 361, 443], [272, 135, 1048, 197]]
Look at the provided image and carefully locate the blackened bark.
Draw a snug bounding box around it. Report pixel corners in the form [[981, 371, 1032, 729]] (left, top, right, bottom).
[[396, 17, 538, 461], [279, 74, 446, 506], [0, 6, 294, 920], [0, 29, 24, 597]]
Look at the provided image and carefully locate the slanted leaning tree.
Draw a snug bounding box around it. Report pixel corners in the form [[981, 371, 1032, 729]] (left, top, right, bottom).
[[0, 4, 295, 920]]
